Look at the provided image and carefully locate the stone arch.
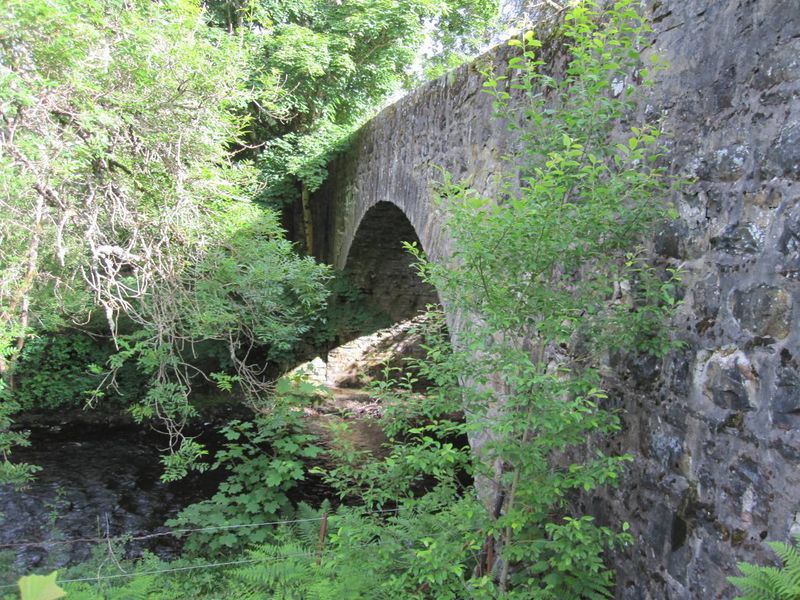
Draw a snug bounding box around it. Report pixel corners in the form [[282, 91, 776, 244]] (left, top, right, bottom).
[[343, 201, 439, 322]]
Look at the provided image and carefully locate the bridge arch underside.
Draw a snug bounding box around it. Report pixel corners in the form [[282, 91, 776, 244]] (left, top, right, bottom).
[[343, 201, 439, 323]]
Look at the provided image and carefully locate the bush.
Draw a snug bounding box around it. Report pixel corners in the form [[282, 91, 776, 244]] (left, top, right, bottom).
[[14, 332, 118, 411]]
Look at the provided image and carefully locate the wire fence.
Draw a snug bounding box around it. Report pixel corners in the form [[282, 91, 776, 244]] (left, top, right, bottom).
[[0, 532, 451, 591], [0, 508, 408, 590], [0, 506, 527, 592], [0, 508, 402, 550], [36, 550, 317, 587], [0, 523, 419, 591], [0, 550, 312, 590]]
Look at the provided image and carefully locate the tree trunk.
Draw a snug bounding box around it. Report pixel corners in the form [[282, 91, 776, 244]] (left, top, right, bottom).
[[301, 183, 314, 256], [0, 193, 45, 386]]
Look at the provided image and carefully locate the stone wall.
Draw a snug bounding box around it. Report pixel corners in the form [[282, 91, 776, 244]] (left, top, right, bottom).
[[311, 0, 800, 597], [607, 1, 800, 597]]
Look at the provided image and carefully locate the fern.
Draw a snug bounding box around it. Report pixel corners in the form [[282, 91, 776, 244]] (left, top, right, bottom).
[[228, 502, 440, 600], [729, 535, 800, 599], [236, 541, 315, 597], [106, 575, 154, 600]]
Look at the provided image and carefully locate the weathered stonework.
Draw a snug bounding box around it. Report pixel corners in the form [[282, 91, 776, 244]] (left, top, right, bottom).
[[311, 0, 800, 597], [340, 202, 438, 322]]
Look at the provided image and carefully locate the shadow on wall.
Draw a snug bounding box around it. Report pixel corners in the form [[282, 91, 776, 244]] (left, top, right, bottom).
[[344, 201, 439, 323]]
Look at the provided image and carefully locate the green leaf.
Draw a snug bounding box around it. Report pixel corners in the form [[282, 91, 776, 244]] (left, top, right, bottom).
[[18, 572, 66, 600]]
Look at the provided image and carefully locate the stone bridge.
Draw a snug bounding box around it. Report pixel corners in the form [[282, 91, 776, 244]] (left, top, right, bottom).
[[309, 1, 800, 597], [310, 51, 512, 321]]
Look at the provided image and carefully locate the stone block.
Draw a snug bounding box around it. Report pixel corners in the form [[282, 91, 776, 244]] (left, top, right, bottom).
[[765, 122, 800, 179], [731, 285, 793, 339], [702, 349, 757, 411], [772, 364, 800, 428]]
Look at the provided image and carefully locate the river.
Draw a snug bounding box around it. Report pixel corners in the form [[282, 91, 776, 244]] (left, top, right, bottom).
[[0, 422, 223, 583]]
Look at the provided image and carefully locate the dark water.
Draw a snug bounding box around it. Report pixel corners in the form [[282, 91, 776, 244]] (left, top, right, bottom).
[[0, 424, 222, 580], [0, 406, 393, 584]]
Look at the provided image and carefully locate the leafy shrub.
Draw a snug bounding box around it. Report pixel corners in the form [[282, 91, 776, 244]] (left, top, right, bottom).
[[14, 333, 113, 411], [393, 0, 678, 595], [168, 377, 324, 555]]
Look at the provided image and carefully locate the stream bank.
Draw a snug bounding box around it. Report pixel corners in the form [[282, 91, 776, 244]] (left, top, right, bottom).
[[1, 317, 430, 583]]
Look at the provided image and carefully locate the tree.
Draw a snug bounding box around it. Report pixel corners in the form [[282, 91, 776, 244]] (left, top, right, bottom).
[[0, 0, 330, 482], [218, 0, 497, 250]]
